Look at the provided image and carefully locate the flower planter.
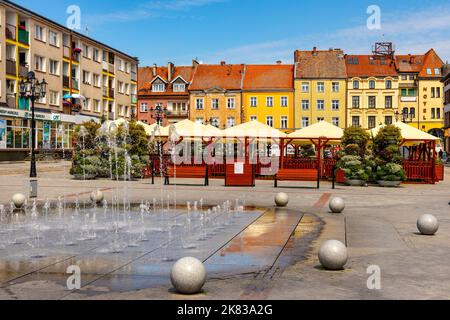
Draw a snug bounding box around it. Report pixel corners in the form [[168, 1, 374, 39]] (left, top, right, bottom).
[[73, 174, 96, 180], [435, 164, 444, 181], [345, 179, 366, 187], [377, 180, 402, 188]]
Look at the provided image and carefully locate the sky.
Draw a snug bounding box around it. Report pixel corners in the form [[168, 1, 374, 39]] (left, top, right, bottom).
[[11, 0, 450, 66]]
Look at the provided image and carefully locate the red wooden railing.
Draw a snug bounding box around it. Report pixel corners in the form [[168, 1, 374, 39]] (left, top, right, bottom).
[[402, 160, 434, 183]]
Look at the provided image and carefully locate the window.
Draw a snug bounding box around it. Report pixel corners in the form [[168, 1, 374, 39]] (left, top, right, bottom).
[[82, 44, 90, 58], [317, 82, 325, 93], [368, 96, 376, 109], [332, 82, 340, 92], [250, 97, 257, 107], [401, 75, 407, 81], [173, 83, 185, 92], [34, 25, 45, 41], [432, 108, 436, 119], [227, 98, 235, 109], [302, 117, 309, 128], [49, 60, 59, 75], [434, 68, 441, 75], [211, 98, 219, 110], [317, 117, 325, 122], [352, 116, 360, 127], [49, 90, 59, 106], [437, 108, 441, 119], [227, 117, 235, 128], [352, 96, 360, 108], [353, 80, 360, 89], [118, 59, 124, 72], [250, 116, 257, 122], [436, 87, 441, 98], [84, 98, 91, 111], [409, 75, 415, 80], [140, 103, 148, 112], [266, 97, 273, 107], [281, 96, 288, 107], [385, 116, 393, 125], [302, 100, 309, 110], [302, 82, 309, 93], [385, 80, 392, 89], [431, 87, 435, 98], [281, 116, 288, 129], [196, 118, 204, 124], [93, 74, 100, 87], [332, 100, 340, 111], [83, 70, 91, 85], [92, 49, 100, 62], [369, 80, 376, 89], [34, 55, 45, 72], [427, 68, 432, 75], [317, 100, 325, 110], [152, 83, 165, 92], [196, 98, 204, 110], [332, 117, 339, 127], [385, 96, 393, 109], [49, 30, 59, 47], [94, 99, 101, 113], [266, 116, 274, 127], [125, 83, 129, 95], [410, 108, 416, 119], [368, 116, 376, 129]]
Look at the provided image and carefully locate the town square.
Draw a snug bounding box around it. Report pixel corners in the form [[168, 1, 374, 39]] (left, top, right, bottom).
[[1, 0, 450, 305]]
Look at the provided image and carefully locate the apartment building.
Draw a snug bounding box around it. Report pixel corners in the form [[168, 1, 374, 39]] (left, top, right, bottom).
[[138, 61, 198, 126], [294, 48, 347, 130], [242, 64, 294, 132], [189, 62, 245, 128], [0, 0, 138, 160], [346, 53, 399, 129], [442, 65, 450, 152]]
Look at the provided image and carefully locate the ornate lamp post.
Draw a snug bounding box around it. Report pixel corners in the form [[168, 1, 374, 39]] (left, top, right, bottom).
[[19, 71, 47, 178], [150, 105, 167, 125]]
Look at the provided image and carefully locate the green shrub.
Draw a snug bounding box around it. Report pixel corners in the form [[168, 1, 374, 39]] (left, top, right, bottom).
[[376, 163, 406, 181]]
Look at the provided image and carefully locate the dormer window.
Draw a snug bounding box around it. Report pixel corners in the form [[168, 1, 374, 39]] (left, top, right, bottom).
[[152, 82, 165, 92], [173, 83, 185, 92]]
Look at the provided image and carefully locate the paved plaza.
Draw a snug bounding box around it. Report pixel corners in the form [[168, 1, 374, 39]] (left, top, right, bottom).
[[0, 161, 449, 300]]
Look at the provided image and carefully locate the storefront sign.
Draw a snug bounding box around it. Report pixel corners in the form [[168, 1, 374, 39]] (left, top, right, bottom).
[[0, 119, 6, 149], [51, 113, 61, 122]]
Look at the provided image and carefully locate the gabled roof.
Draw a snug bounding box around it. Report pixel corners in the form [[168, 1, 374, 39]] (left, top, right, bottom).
[[243, 65, 294, 91], [418, 49, 444, 78], [189, 64, 245, 91], [345, 55, 398, 78], [395, 54, 425, 73], [295, 49, 347, 79], [138, 65, 196, 95]]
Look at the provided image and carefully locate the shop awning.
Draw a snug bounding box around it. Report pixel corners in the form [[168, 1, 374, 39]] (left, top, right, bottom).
[[158, 119, 220, 138], [370, 121, 440, 146], [287, 121, 343, 145]]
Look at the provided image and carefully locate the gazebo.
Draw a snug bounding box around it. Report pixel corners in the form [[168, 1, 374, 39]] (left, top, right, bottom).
[[370, 121, 442, 183], [277, 121, 344, 186]]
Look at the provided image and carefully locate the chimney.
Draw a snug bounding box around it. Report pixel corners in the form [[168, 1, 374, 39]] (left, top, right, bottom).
[[312, 47, 318, 56], [410, 55, 416, 64], [152, 63, 157, 77], [220, 61, 226, 66], [168, 62, 174, 82], [276, 60, 282, 65], [192, 59, 199, 67]]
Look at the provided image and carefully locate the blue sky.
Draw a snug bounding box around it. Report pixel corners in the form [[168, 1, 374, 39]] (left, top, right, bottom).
[[12, 0, 450, 66]]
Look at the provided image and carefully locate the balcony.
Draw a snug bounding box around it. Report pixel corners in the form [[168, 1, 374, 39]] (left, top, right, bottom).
[[6, 59, 17, 76], [109, 88, 115, 99], [401, 96, 418, 102], [63, 75, 70, 88], [19, 63, 29, 78], [72, 78, 80, 90], [63, 46, 70, 58], [167, 110, 189, 117], [102, 61, 108, 71], [6, 94, 16, 108], [6, 24, 16, 41], [18, 28, 29, 45], [72, 51, 80, 62], [102, 87, 109, 98]]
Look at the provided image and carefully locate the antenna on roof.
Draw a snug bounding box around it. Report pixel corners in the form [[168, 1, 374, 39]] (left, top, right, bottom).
[[372, 42, 395, 60]]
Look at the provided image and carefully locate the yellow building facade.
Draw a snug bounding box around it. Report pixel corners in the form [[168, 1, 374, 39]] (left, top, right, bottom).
[[294, 49, 348, 130]]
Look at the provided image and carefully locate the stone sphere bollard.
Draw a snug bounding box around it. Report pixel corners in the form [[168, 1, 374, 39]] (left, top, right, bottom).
[[318, 240, 348, 270], [12, 193, 26, 209], [275, 192, 289, 207], [170, 257, 206, 294], [417, 214, 439, 236], [329, 197, 345, 213], [90, 190, 104, 204]]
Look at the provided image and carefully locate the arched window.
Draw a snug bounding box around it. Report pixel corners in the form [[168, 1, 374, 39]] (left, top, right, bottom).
[[369, 80, 376, 89]]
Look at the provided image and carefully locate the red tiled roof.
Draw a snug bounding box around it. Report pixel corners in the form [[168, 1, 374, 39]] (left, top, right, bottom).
[[418, 49, 444, 78], [189, 64, 245, 91], [138, 65, 196, 95], [395, 54, 425, 73], [295, 49, 347, 79], [345, 55, 398, 78], [243, 65, 294, 91]]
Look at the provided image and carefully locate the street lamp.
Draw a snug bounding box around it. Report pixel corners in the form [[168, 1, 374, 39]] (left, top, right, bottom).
[[19, 71, 47, 178], [150, 105, 167, 126]]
